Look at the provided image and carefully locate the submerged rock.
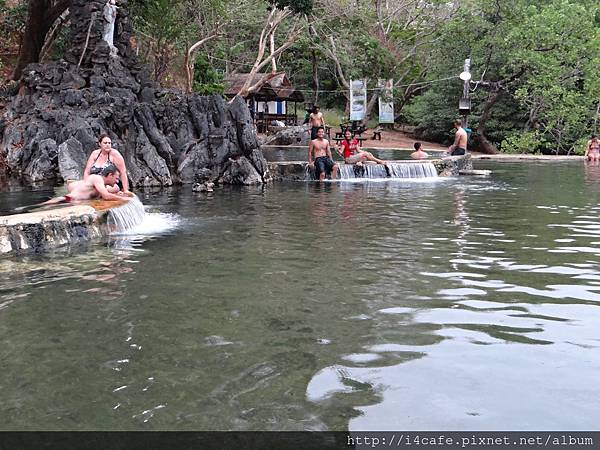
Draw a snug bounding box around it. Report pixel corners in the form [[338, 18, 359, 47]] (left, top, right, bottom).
[[192, 181, 215, 193]]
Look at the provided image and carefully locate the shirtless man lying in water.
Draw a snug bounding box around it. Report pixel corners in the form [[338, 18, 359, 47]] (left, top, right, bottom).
[[41, 166, 132, 207]]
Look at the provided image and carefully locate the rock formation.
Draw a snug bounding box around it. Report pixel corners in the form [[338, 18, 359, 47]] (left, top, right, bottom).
[[1, 205, 104, 256], [260, 126, 310, 146], [0, 0, 269, 187]]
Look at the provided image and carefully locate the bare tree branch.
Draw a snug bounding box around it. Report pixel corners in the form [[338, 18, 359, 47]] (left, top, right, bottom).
[[185, 32, 221, 93], [237, 7, 305, 97]]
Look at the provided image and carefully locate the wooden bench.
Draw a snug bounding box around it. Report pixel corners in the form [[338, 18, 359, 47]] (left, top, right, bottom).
[[372, 131, 382, 140], [256, 113, 298, 133]]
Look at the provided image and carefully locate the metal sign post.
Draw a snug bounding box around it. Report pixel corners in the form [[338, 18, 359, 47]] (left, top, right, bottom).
[[459, 58, 472, 128]]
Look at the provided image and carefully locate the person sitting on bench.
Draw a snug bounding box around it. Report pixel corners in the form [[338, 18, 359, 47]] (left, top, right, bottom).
[[372, 126, 382, 140]]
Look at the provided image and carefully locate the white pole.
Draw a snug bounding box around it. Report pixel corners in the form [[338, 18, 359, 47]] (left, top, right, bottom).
[[462, 58, 471, 128]]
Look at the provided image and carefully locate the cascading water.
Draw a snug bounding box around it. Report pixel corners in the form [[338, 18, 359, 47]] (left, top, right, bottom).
[[337, 162, 438, 180], [386, 162, 438, 178], [106, 195, 145, 232]]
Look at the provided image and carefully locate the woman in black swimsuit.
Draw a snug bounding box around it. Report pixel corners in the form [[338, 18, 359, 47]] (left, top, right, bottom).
[[83, 133, 131, 193]]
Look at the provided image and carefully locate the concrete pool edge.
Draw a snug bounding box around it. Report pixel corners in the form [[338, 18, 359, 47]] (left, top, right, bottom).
[[267, 155, 473, 181], [0, 205, 113, 257]]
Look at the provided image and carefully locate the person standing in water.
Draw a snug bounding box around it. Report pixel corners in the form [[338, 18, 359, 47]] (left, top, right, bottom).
[[585, 134, 599, 161], [309, 126, 338, 181], [410, 142, 429, 159], [447, 119, 467, 156], [83, 134, 131, 193]]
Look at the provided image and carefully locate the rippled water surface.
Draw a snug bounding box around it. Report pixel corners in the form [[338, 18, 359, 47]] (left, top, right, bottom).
[[1, 160, 599, 430]]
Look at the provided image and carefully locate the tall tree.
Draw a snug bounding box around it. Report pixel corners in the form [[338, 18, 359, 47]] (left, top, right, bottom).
[[311, 0, 456, 124], [182, 0, 227, 92], [236, 0, 309, 97], [12, 0, 70, 80], [406, 0, 600, 153]]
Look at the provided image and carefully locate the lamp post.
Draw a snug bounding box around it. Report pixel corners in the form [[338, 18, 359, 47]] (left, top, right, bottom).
[[459, 58, 472, 128]]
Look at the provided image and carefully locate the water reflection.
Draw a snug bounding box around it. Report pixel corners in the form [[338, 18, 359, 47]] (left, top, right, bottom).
[[1, 163, 600, 430], [584, 159, 600, 187]]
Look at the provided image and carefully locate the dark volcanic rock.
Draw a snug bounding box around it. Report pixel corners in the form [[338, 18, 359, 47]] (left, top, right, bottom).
[[0, 0, 269, 187], [58, 137, 86, 181], [261, 126, 310, 146]]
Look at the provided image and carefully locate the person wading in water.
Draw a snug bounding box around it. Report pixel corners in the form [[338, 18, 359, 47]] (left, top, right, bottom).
[[84, 134, 131, 194]]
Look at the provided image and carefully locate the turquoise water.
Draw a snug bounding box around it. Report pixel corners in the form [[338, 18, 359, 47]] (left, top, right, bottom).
[[0, 160, 599, 430]]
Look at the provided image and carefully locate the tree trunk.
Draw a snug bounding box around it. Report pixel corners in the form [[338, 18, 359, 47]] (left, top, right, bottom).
[[39, 8, 70, 62], [311, 49, 319, 104], [2, 0, 269, 188], [308, 25, 318, 104], [472, 91, 500, 154], [12, 0, 71, 80], [185, 33, 219, 93], [364, 89, 379, 127]]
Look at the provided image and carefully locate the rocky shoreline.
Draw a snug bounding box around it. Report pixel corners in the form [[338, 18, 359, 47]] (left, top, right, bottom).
[[0, 0, 268, 190]]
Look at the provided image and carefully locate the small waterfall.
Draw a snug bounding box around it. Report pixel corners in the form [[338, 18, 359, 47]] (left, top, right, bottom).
[[387, 162, 438, 178], [106, 195, 145, 232], [337, 162, 438, 180]]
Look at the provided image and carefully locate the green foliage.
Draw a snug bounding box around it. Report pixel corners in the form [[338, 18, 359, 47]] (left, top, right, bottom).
[[403, 82, 462, 144], [501, 131, 545, 154], [192, 55, 224, 95], [405, 0, 600, 152], [0, 0, 27, 36], [572, 137, 590, 156], [270, 0, 312, 14], [47, 22, 70, 60], [322, 108, 345, 128], [114, 0, 599, 150], [139, 0, 187, 44]]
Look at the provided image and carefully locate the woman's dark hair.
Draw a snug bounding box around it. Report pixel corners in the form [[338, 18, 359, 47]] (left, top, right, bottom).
[[98, 133, 111, 144], [414, 142, 422, 150]]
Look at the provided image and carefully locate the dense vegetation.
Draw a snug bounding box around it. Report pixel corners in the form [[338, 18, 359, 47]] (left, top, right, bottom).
[[1, 0, 599, 153]]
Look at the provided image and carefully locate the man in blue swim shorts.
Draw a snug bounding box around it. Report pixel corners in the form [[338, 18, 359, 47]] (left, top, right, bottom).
[[308, 126, 338, 181]]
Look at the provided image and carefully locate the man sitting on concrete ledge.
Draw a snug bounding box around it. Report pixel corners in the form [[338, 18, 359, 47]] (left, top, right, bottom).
[[447, 119, 468, 156], [308, 126, 338, 181]]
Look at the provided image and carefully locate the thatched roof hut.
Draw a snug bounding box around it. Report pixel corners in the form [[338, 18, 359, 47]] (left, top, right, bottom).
[[224, 72, 304, 102]]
